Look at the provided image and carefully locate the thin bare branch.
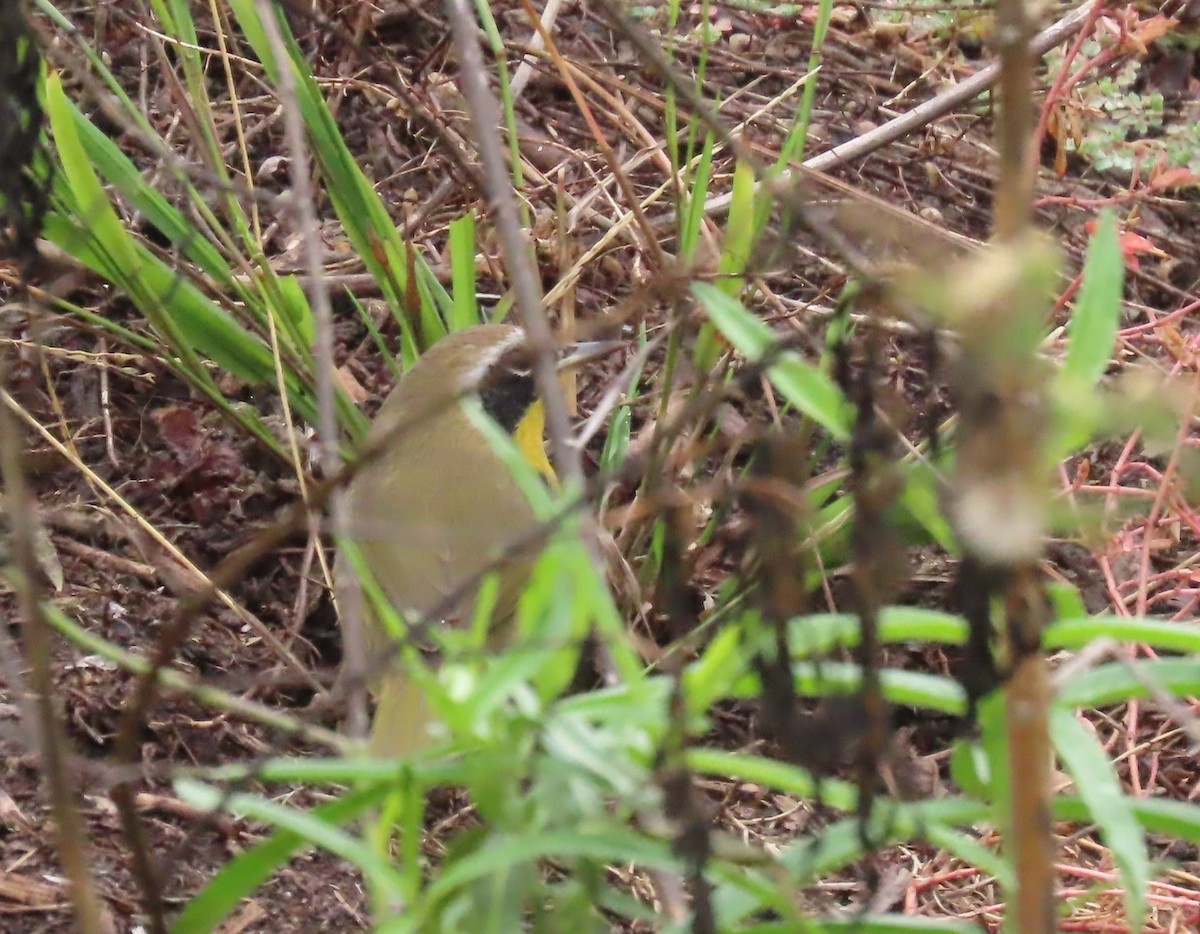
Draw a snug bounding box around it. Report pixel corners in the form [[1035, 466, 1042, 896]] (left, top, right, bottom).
[[443, 0, 580, 485]]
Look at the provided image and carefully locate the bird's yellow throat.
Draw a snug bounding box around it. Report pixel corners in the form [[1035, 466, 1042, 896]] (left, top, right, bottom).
[[513, 399, 557, 484]]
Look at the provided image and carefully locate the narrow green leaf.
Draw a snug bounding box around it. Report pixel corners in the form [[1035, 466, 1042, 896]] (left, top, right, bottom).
[[710, 795, 991, 927], [421, 829, 679, 907], [45, 73, 294, 392], [1058, 658, 1200, 708], [977, 692, 1009, 811], [947, 738, 989, 800], [195, 754, 470, 787], [728, 661, 967, 716], [56, 224, 282, 387], [1073, 797, 1200, 846], [1045, 616, 1200, 655], [172, 784, 390, 934], [678, 133, 715, 259], [924, 822, 1012, 888], [716, 159, 756, 297], [275, 274, 317, 349], [65, 98, 232, 282], [786, 607, 967, 659], [780, 797, 989, 883], [1046, 581, 1088, 620], [1063, 210, 1123, 389], [776, 0, 830, 167], [684, 624, 746, 711], [224, 0, 451, 359], [687, 748, 855, 809], [897, 462, 956, 550], [46, 73, 142, 285], [175, 779, 407, 901], [694, 282, 850, 439], [448, 212, 480, 332], [1051, 708, 1148, 929]]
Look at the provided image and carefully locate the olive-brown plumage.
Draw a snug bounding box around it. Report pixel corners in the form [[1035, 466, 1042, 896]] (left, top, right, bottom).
[[335, 324, 551, 755]]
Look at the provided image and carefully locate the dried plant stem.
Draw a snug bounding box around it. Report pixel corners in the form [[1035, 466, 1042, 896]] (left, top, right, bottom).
[[993, 0, 1037, 240], [516, 0, 666, 267], [0, 359, 110, 934], [844, 325, 896, 849], [100, 4, 357, 920], [1004, 570, 1056, 934], [509, 0, 565, 99], [442, 0, 579, 486], [249, 0, 367, 741], [992, 0, 1054, 930], [785, 3, 1091, 177]]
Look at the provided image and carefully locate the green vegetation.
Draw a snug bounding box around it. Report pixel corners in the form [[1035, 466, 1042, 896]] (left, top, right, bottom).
[[2, 0, 1197, 931]]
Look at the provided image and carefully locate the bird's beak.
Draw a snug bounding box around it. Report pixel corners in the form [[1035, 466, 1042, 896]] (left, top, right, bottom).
[[558, 339, 624, 371]]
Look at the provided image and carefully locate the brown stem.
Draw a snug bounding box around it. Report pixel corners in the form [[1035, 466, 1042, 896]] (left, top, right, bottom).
[[0, 358, 111, 934], [1005, 568, 1056, 934], [992, 0, 1055, 929], [442, 0, 579, 487]]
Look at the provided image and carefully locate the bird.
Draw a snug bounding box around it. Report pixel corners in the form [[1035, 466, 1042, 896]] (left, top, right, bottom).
[[334, 324, 567, 756]]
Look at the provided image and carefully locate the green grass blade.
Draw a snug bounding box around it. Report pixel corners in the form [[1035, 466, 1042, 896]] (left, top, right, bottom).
[[224, 0, 450, 358], [776, 0, 831, 166], [716, 159, 756, 298], [448, 212, 481, 331], [63, 98, 233, 282], [678, 132, 715, 258], [46, 74, 267, 383]]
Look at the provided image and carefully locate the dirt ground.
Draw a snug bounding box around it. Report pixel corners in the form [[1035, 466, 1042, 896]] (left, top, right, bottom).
[[3, 0, 1200, 930]]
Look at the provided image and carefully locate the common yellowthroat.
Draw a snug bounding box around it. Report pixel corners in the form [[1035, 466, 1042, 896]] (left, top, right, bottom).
[[334, 324, 574, 756]]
